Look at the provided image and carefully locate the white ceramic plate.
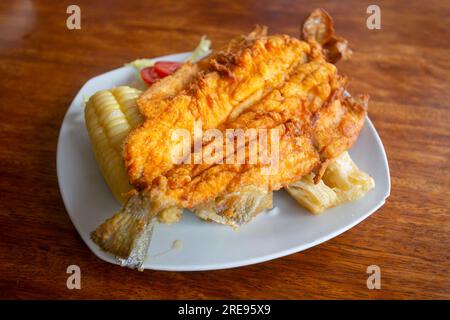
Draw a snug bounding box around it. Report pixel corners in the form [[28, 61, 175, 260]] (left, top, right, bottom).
[[57, 52, 390, 271]]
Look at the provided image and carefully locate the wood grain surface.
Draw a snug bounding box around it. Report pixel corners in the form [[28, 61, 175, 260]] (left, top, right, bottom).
[[0, 0, 449, 299]]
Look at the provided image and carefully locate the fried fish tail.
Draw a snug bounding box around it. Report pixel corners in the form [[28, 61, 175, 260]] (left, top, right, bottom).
[[301, 8, 352, 63], [91, 193, 157, 269]]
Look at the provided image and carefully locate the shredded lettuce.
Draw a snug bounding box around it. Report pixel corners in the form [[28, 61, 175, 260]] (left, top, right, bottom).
[[186, 35, 211, 62], [82, 94, 90, 107], [125, 36, 211, 86], [125, 58, 156, 73]]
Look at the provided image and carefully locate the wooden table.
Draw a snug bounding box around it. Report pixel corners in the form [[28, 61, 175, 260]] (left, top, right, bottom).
[[0, 0, 449, 299]]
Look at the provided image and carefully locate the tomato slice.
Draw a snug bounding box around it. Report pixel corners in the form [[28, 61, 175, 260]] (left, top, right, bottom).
[[140, 67, 159, 85], [154, 61, 182, 77]]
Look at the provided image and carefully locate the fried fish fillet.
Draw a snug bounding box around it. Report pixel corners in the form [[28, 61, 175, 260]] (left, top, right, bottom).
[[148, 82, 366, 211], [125, 28, 311, 189], [91, 9, 369, 268]]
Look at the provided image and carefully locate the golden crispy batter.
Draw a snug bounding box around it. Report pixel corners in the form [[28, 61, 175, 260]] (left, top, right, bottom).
[[148, 78, 366, 212], [124, 30, 311, 189], [141, 54, 354, 210]]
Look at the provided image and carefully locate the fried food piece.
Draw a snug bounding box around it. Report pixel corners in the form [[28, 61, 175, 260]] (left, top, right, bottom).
[[124, 29, 311, 189], [194, 186, 273, 227], [91, 192, 155, 269], [301, 8, 352, 63], [148, 85, 367, 211]]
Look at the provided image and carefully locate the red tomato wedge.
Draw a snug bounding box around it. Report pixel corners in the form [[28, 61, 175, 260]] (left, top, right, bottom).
[[154, 61, 182, 77], [140, 67, 159, 85]]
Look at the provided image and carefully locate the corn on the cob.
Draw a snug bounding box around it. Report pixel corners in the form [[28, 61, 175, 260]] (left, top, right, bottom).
[[85, 86, 183, 224], [85, 86, 143, 204]]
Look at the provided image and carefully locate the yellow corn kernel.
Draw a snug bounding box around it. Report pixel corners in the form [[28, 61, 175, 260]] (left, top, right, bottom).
[[85, 86, 143, 204]]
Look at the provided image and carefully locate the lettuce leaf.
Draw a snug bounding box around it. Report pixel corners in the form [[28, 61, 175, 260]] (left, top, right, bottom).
[[186, 35, 211, 62]]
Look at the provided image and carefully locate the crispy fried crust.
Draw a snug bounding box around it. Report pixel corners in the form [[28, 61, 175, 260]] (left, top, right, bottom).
[[146, 57, 367, 210], [124, 30, 311, 189], [302, 8, 352, 63]]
